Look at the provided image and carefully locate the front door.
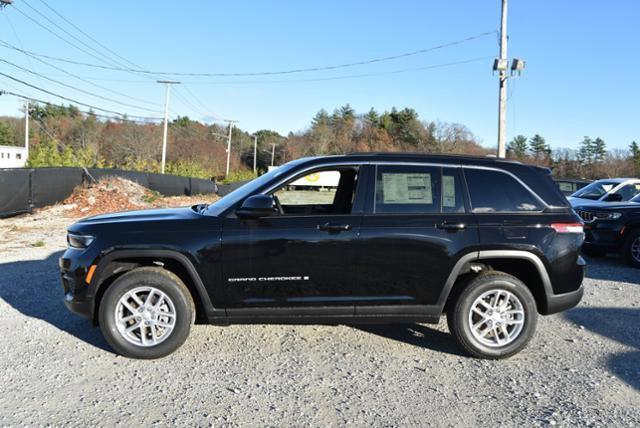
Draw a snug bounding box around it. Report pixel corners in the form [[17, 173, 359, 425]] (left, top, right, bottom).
[[220, 165, 366, 311], [356, 164, 479, 312]]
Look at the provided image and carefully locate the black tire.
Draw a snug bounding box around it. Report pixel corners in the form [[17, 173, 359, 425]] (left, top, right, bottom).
[[98, 267, 195, 359], [447, 271, 538, 359], [623, 229, 640, 268]]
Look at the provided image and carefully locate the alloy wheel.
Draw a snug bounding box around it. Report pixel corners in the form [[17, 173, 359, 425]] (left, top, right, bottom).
[[631, 236, 640, 263], [114, 286, 177, 347], [468, 289, 525, 348]]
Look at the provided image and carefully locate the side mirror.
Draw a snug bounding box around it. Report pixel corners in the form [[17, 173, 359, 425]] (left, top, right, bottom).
[[237, 194, 275, 219], [604, 193, 623, 202]]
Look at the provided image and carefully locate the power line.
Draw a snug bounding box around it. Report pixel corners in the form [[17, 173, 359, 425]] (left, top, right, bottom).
[[11, 2, 126, 68], [21, 0, 126, 68], [0, 31, 496, 77], [0, 58, 163, 114], [35, 0, 144, 71], [0, 40, 163, 109], [0, 89, 163, 123], [0, 75, 163, 119], [173, 57, 494, 85], [3, 12, 50, 102]]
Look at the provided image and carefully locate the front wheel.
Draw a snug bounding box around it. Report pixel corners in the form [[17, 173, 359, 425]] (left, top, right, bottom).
[[98, 267, 194, 359], [447, 272, 537, 359], [624, 229, 640, 268]]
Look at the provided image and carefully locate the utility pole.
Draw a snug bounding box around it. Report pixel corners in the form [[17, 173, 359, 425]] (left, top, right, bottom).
[[157, 80, 180, 174], [23, 100, 29, 161], [223, 120, 238, 177], [270, 143, 276, 167], [252, 134, 258, 174], [496, 0, 508, 158]]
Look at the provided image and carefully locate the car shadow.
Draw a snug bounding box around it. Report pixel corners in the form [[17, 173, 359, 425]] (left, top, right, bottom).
[[565, 307, 640, 391], [350, 323, 466, 357], [0, 250, 112, 353], [583, 254, 640, 285]]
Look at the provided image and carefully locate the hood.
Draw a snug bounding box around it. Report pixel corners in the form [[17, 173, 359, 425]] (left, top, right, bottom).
[[573, 200, 640, 210], [77, 207, 198, 225], [567, 196, 599, 207]]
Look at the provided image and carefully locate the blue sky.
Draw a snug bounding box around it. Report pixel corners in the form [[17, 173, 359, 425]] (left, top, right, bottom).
[[0, 0, 638, 151]]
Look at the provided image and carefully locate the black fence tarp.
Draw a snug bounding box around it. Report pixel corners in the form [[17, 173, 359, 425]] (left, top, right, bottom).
[[0, 169, 30, 218], [0, 168, 218, 218], [31, 168, 84, 208]]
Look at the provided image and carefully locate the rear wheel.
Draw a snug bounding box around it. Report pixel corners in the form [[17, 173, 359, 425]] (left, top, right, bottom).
[[623, 229, 640, 268], [98, 267, 194, 359], [447, 272, 537, 359]]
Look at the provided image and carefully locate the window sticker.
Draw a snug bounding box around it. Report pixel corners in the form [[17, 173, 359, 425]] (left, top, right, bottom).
[[442, 175, 456, 207], [382, 173, 432, 204]]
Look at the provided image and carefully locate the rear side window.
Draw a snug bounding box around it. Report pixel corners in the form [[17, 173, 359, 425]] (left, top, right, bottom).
[[374, 165, 465, 214], [464, 168, 543, 213]]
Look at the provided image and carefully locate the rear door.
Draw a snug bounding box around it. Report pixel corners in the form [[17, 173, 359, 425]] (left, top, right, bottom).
[[356, 163, 479, 313]]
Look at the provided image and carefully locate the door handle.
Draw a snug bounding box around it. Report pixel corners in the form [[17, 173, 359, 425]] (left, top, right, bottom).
[[317, 223, 352, 232], [437, 221, 466, 231]]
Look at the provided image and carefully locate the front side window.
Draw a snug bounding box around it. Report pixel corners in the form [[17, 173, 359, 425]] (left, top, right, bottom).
[[465, 168, 543, 213], [374, 165, 464, 214], [272, 167, 358, 215], [611, 183, 640, 201]]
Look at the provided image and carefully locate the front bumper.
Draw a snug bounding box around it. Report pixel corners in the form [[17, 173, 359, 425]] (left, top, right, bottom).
[[59, 249, 97, 320], [582, 221, 624, 253]]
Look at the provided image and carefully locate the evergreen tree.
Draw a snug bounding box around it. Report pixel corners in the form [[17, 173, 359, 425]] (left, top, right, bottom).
[[630, 141, 640, 174], [507, 135, 528, 158], [592, 137, 607, 162], [577, 136, 594, 163], [529, 134, 550, 159], [311, 109, 330, 128]]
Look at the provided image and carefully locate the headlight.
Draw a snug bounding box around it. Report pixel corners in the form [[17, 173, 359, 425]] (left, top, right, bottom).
[[67, 233, 95, 248], [595, 212, 622, 220]]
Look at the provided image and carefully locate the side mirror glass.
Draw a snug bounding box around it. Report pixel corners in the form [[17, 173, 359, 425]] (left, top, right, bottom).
[[604, 193, 623, 202], [237, 194, 275, 219]]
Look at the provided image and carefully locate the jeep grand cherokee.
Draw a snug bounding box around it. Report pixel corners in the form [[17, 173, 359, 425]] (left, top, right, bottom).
[[59, 153, 585, 359]]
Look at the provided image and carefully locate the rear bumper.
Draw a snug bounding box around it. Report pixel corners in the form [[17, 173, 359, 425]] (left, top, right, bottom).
[[543, 255, 585, 315], [544, 285, 584, 315]]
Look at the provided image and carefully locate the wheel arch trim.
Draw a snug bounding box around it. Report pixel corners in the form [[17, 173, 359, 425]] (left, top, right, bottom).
[[91, 249, 222, 319], [437, 250, 553, 310]]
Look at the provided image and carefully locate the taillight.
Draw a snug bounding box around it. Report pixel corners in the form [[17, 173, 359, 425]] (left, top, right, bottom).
[[551, 223, 584, 234]]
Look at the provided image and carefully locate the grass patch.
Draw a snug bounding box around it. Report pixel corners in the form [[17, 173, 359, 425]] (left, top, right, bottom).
[[31, 240, 45, 247], [141, 190, 161, 204]]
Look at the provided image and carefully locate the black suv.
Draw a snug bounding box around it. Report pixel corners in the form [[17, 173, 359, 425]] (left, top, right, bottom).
[[574, 196, 640, 267], [59, 153, 585, 359]]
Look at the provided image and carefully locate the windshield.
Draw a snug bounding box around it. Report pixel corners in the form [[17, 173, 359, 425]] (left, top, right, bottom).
[[204, 158, 309, 216], [571, 181, 620, 200]]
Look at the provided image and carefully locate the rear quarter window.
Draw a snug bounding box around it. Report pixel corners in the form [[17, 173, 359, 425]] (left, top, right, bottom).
[[464, 168, 543, 213]]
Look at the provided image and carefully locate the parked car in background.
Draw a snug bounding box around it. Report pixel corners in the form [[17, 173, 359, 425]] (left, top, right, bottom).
[[568, 178, 640, 206], [574, 194, 640, 267], [59, 153, 585, 360], [554, 179, 591, 196]]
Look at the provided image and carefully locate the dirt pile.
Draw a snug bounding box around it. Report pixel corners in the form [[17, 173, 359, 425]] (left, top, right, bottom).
[[62, 177, 216, 218]]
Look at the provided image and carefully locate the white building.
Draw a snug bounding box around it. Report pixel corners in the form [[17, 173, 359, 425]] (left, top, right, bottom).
[[0, 145, 27, 168]]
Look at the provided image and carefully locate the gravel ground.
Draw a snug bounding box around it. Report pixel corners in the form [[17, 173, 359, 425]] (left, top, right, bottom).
[[0, 209, 639, 427]]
